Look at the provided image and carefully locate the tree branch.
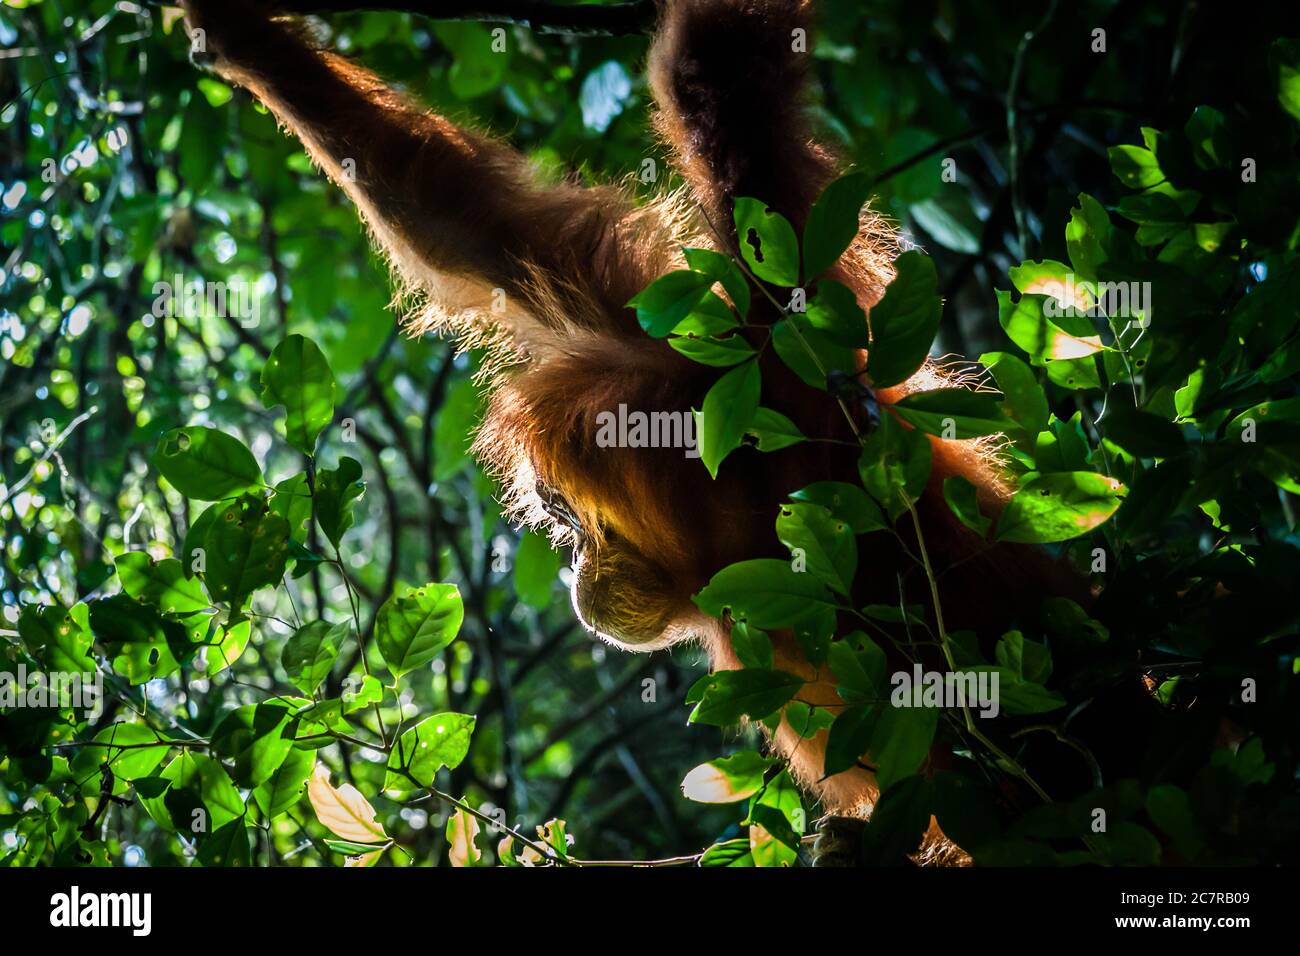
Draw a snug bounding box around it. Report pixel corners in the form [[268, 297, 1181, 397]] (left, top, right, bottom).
[[273, 0, 658, 36]]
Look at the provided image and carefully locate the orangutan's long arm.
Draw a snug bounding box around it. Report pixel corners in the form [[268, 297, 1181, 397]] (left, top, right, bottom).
[[179, 0, 657, 352], [648, 0, 835, 235]]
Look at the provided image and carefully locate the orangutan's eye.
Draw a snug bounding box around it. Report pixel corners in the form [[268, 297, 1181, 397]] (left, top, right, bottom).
[[535, 480, 586, 545]]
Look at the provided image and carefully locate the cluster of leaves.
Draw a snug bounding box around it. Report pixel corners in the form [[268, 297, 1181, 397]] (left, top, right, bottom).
[[3, 335, 498, 865], [2, 2, 737, 868], [649, 48, 1300, 865]]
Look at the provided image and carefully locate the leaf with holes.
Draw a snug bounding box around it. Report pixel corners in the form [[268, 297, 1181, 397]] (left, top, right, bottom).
[[153, 427, 262, 501], [996, 472, 1126, 543], [694, 558, 836, 629], [775, 502, 856, 596], [745, 407, 806, 451], [734, 198, 800, 286]]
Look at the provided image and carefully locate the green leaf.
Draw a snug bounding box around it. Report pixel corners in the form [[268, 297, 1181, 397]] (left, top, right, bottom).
[[996, 472, 1126, 543], [1184, 106, 1229, 170], [434, 22, 509, 99], [689, 669, 804, 725], [629, 270, 714, 337], [994, 630, 1052, 683], [996, 291, 1104, 363], [775, 502, 856, 596], [942, 475, 991, 536], [698, 360, 761, 478], [671, 291, 742, 337], [1107, 145, 1164, 189], [734, 198, 800, 286], [1145, 784, 1206, 860], [253, 747, 316, 819], [203, 619, 252, 676], [824, 704, 878, 776], [71, 723, 171, 782], [1035, 414, 1093, 472], [866, 251, 942, 388], [270, 472, 312, 540], [342, 674, 384, 714], [771, 314, 859, 388], [144, 752, 244, 833], [965, 666, 1065, 715], [979, 351, 1049, 437], [669, 333, 756, 367], [514, 530, 562, 609], [114, 552, 209, 614], [281, 620, 348, 694], [178, 95, 222, 192], [931, 771, 1002, 854], [683, 247, 750, 318], [695, 558, 835, 629], [314, 456, 365, 550], [1113, 456, 1192, 541], [1272, 39, 1300, 122], [858, 413, 932, 519], [376, 583, 464, 678], [1008, 258, 1090, 301], [323, 838, 389, 856], [202, 496, 291, 611], [745, 407, 806, 451], [261, 334, 336, 455], [803, 172, 872, 279], [17, 603, 93, 674], [1064, 194, 1112, 277], [784, 701, 835, 738], [680, 751, 776, 803], [871, 703, 938, 791], [909, 194, 981, 254], [730, 621, 774, 670], [859, 775, 932, 864], [828, 633, 888, 704], [891, 388, 1012, 439], [88, 594, 187, 683], [154, 426, 262, 501], [182, 502, 222, 579], [806, 278, 869, 348], [385, 713, 476, 789], [1103, 406, 1185, 458], [197, 820, 251, 867], [210, 701, 298, 788], [699, 839, 754, 867], [790, 481, 887, 534], [748, 769, 804, 864]]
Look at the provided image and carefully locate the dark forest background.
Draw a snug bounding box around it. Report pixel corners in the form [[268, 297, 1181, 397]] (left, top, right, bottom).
[[1, 0, 1297, 864]]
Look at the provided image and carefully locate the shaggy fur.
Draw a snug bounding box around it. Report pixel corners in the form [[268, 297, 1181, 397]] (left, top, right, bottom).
[[181, 0, 1087, 859]]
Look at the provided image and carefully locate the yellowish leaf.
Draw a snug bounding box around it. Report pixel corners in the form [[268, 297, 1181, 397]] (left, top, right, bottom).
[[681, 762, 762, 803], [307, 764, 388, 844], [446, 807, 482, 867]]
